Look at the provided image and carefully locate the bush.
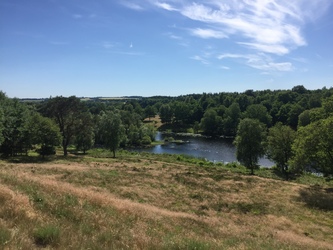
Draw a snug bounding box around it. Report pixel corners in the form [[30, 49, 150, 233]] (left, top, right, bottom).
[[141, 135, 152, 145], [36, 145, 56, 157], [33, 225, 60, 247]]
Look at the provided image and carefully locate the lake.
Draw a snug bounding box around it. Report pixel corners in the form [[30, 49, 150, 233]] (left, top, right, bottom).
[[134, 132, 274, 167]]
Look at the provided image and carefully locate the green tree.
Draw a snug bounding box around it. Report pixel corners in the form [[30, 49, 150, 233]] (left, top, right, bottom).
[[28, 113, 61, 157], [99, 111, 126, 158], [298, 110, 311, 127], [266, 123, 296, 176], [0, 95, 31, 156], [290, 116, 333, 176], [223, 103, 241, 136], [144, 105, 156, 121], [200, 109, 223, 136], [159, 104, 173, 124], [42, 96, 85, 156], [244, 104, 272, 126], [74, 112, 95, 154], [234, 118, 266, 175]]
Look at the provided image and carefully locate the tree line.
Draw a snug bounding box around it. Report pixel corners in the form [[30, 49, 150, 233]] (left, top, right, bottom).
[[0, 85, 332, 176]]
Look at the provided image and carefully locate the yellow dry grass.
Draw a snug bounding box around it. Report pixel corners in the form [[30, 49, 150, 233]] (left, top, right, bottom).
[[0, 159, 332, 249]]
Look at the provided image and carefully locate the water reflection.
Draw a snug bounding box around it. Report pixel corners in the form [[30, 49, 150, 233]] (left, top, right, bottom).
[[134, 132, 274, 167]]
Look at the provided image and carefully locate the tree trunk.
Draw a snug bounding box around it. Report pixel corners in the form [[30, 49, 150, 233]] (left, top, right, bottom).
[[63, 139, 68, 156]]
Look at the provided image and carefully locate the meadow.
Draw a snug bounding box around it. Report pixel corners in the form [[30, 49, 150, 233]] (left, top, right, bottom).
[[0, 150, 332, 249]]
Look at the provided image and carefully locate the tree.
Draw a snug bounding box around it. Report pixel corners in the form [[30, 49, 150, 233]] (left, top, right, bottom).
[[28, 113, 61, 157], [42, 96, 85, 156], [266, 123, 296, 176], [99, 111, 125, 158], [144, 105, 156, 121], [74, 112, 95, 154], [0, 95, 31, 156], [290, 116, 333, 176], [159, 104, 173, 124], [200, 108, 223, 136], [244, 104, 272, 126], [298, 110, 311, 127], [223, 103, 241, 136], [234, 118, 266, 175]]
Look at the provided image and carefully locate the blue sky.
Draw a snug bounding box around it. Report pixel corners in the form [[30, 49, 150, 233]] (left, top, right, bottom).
[[1, 0, 333, 98]]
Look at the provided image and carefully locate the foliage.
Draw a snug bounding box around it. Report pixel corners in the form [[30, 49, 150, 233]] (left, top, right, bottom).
[[74, 112, 95, 154], [200, 108, 223, 136], [266, 122, 296, 175], [290, 116, 333, 176], [28, 113, 61, 157], [33, 225, 60, 247], [99, 111, 126, 158], [42, 96, 85, 156], [159, 104, 173, 124], [244, 104, 272, 126], [0, 92, 32, 156], [234, 118, 266, 174]]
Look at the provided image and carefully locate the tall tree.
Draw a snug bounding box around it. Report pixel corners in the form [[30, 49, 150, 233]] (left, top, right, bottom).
[[99, 111, 125, 158], [223, 103, 241, 136], [144, 105, 156, 121], [42, 96, 85, 156], [290, 116, 333, 176], [266, 123, 296, 176], [0, 94, 31, 156], [159, 104, 173, 124], [234, 118, 266, 175], [74, 112, 95, 154]]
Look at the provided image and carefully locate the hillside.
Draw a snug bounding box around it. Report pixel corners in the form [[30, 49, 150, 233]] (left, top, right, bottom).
[[0, 154, 332, 249]]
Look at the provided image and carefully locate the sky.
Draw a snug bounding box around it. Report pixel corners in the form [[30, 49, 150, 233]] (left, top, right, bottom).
[[1, 0, 333, 98]]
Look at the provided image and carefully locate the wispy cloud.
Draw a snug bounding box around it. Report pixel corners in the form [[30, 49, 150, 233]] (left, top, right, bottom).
[[218, 53, 293, 72], [120, 1, 145, 11], [102, 41, 116, 49], [190, 55, 210, 65], [190, 28, 227, 39], [152, 0, 331, 55], [154, 2, 177, 11]]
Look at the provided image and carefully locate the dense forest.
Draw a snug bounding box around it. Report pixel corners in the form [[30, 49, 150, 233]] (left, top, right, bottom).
[[1, 85, 333, 175]]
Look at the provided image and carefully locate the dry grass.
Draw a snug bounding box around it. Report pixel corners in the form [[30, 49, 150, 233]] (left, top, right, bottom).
[[0, 157, 332, 249]]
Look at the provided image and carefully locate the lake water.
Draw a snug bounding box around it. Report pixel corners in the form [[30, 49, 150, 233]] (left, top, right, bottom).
[[134, 132, 274, 167]]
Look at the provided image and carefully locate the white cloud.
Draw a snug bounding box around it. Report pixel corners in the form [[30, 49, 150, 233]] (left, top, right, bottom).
[[218, 53, 293, 72], [190, 28, 227, 39], [154, 2, 177, 11], [190, 55, 210, 65], [148, 0, 331, 55], [120, 1, 144, 11], [102, 42, 115, 49], [238, 42, 289, 55], [220, 65, 230, 70]]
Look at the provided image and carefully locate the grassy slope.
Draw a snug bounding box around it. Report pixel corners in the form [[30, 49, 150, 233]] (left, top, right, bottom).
[[0, 153, 333, 250]]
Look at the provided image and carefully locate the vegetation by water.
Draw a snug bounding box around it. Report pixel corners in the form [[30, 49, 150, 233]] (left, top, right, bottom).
[[1, 86, 333, 175], [0, 150, 333, 249]]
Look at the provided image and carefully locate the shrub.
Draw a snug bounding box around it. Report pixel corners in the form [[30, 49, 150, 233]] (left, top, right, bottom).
[[33, 225, 60, 247]]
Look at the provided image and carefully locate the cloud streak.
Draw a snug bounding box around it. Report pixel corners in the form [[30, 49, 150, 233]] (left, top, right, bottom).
[[218, 53, 293, 72], [120, 0, 331, 71]]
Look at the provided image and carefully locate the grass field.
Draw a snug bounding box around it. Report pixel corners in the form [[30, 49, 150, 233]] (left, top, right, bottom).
[[0, 151, 333, 249]]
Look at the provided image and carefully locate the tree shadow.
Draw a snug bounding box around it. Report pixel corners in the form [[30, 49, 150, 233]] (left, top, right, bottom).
[[1, 155, 55, 163], [296, 185, 333, 211]]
